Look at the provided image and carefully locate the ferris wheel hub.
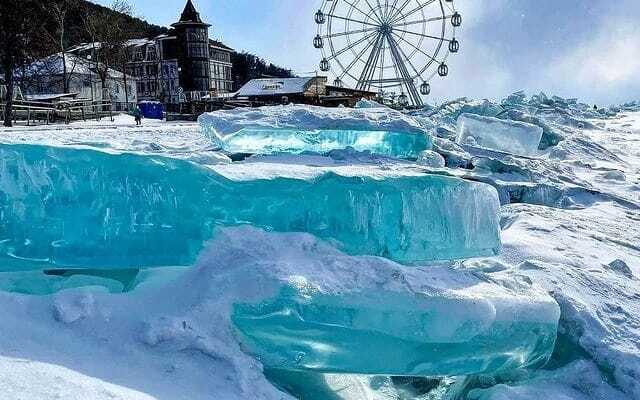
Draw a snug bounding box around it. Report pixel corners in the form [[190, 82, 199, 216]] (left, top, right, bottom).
[[380, 23, 393, 34]]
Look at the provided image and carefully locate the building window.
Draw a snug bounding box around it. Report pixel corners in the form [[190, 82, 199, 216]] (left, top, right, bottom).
[[187, 28, 207, 42], [146, 45, 157, 61], [188, 43, 208, 58]]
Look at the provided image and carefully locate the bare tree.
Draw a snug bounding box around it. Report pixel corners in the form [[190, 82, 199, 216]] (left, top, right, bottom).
[[48, 0, 80, 93], [0, 0, 49, 127], [84, 0, 134, 105]]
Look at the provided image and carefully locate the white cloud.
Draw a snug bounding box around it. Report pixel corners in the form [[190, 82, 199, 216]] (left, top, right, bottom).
[[454, 0, 507, 29], [435, 0, 514, 102], [545, 18, 640, 102], [440, 40, 515, 102]]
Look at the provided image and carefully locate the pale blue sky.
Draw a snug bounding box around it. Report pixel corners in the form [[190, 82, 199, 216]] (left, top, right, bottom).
[[96, 0, 640, 105]]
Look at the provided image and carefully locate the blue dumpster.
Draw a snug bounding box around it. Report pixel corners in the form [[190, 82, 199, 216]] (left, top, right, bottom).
[[138, 101, 164, 120]]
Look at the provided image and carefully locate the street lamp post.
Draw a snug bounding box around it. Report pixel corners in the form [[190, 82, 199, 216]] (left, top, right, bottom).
[[87, 54, 94, 102]]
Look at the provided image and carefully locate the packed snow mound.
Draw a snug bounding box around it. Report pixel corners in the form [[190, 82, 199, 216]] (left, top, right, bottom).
[[466, 361, 628, 400], [0, 143, 501, 276], [495, 203, 640, 399], [0, 229, 303, 400], [457, 113, 543, 157], [198, 104, 431, 158]]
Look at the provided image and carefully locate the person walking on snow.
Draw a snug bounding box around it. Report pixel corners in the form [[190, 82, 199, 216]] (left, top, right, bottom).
[[132, 105, 143, 126]]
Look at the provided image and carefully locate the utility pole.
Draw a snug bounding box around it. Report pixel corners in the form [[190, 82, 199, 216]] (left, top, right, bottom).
[[315, 70, 319, 105], [87, 54, 95, 102]]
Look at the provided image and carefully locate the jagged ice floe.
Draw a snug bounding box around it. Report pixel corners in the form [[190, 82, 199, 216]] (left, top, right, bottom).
[[199, 104, 432, 159], [230, 228, 559, 378], [0, 142, 500, 275], [456, 114, 544, 157]]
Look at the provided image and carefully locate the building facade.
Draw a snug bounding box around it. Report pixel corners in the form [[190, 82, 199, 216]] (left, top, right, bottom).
[[209, 41, 234, 94], [124, 0, 233, 104], [19, 53, 137, 108], [125, 37, 180, 104], [235, 77, 377, 107], [172, 0, 211, 95]]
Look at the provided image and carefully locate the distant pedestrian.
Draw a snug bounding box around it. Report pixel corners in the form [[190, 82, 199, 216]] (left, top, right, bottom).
[[132, 105, 143, 126], [593, 104, 598, 111]]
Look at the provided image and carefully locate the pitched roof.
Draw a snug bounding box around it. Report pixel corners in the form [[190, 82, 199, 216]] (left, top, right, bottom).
[[19, 53, 133, 80], [209, 39, 233, 52], [176, 0, 207, 25], [237, 77, 315, 97]]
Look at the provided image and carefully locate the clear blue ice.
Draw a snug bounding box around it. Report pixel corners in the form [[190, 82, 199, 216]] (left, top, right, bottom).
[[457, 113, 543, 156], [211, 128, 432, 159], [0, 143, 501, 273], [199, 104, 432, 159]]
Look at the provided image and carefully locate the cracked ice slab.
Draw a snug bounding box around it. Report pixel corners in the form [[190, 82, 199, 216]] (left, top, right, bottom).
[[199, 104, 432, 159], [456, 113, 543, 157], [224, 227, 560, 377], [0, 143, 500, 272]]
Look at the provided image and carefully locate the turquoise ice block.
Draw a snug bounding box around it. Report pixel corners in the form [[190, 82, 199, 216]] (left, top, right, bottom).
[[232, 279, 558, 377], [0, 143, 500, 270]]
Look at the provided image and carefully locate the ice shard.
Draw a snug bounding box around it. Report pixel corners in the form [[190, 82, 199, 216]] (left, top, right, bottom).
[[456, 113, 543, 156], [199, 104, 432, 159], [0, 143, 500, 271], [233, 285, 559, 377], [221, 227, 559, 378]]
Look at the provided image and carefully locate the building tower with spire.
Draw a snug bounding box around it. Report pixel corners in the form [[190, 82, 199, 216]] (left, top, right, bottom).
[[171, 0, 211, 95]]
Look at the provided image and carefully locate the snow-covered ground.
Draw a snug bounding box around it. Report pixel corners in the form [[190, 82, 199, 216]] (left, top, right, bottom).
[[0, 114, 230, 165], [0, 98, 639, 400]]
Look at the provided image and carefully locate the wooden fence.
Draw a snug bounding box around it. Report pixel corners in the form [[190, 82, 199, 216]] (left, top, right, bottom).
[[0, 99, 113, 126]]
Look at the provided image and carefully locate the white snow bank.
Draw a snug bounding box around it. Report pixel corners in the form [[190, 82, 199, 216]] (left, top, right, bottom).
[[466, 201, 640, 398], [0, 115, 230, 165], [0, 357, 155, 400], [467, 360, 627, 400]]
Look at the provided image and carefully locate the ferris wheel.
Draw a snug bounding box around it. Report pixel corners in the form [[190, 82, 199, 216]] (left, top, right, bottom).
[[313, 0, 461, 107]]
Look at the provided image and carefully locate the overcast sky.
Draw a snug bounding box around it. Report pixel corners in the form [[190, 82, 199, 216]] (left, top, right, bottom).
[[94, 0, 640, 105]]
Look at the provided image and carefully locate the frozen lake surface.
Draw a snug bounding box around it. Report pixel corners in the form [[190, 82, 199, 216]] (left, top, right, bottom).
[[0, 98, 639, 400]]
